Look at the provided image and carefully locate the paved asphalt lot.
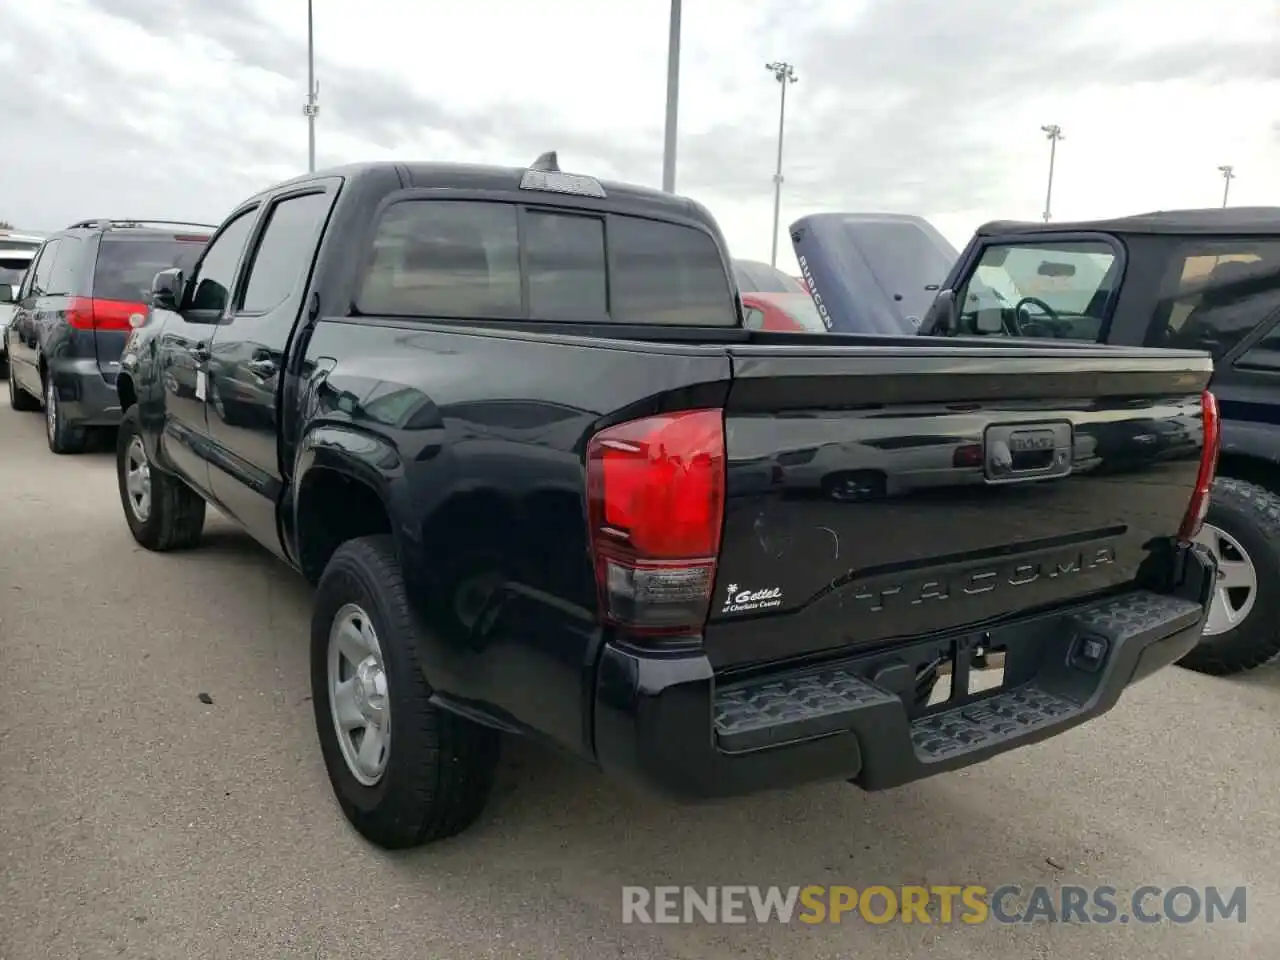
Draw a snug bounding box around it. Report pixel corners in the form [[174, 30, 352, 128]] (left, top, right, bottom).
[[1, 403, 1279, 960]]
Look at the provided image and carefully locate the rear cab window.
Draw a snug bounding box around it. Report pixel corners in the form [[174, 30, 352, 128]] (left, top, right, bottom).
[[0, 257, 33, 288], [356, 198, 737, 327], [953, 239, 1120, 341], [93, 234, 209, 304]]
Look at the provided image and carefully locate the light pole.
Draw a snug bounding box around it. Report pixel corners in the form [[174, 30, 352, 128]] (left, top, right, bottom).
[[661, 0, 682, 193], [766, 60, 797, 268], [1040, 124, 1064, 222], [1218, 165, 1236, 207], [304, 0, 319, 173]]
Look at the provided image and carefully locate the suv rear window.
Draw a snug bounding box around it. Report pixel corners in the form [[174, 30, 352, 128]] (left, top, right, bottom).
[[93, 236, 209, 302], [0, 257, 32, 287], [357, 199, 736, 326]]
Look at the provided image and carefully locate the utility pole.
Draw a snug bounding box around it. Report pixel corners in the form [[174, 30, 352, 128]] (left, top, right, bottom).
[[1040, 124, 1064, 222], [304, 0, 319, 172], [1218, 165, 1236, 207], [661, 0, 682, 193], [766, 60, 798, 268]]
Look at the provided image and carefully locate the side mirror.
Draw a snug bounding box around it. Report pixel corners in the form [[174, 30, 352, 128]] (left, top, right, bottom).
[[150, 268, 184, 311], [0, 283, 13, 304], [920, 289, 960, 336]]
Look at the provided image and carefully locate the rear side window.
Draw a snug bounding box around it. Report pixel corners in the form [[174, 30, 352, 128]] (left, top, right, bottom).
[[94, 236, 209, 303], [31, 240, 59, 294], [1151, 240, 1280, 360], [357, 199, 735, 326], [46, 238, 85, 295]]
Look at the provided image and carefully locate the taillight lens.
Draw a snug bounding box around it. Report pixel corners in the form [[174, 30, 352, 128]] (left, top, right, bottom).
[[1178, 390, 1220, 543], [586, 409, 726, 635], [66, 298, 148, 332]]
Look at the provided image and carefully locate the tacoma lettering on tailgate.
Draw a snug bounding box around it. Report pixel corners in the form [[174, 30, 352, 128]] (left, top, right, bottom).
[[851, 546, 1117, 613]]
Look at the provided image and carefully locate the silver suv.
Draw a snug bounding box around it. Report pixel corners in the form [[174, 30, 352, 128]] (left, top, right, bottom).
[[0, 230, 44, 378]]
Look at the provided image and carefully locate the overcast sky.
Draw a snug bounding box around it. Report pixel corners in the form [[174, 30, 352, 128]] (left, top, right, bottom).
[[2, 0, 1277, 269]]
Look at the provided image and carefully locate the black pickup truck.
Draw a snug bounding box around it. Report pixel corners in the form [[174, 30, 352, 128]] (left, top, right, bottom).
[[117, 156, 1219, 850]]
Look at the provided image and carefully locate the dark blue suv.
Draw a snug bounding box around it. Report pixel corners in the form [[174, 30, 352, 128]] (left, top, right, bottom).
[[6, 220, 211, 453]]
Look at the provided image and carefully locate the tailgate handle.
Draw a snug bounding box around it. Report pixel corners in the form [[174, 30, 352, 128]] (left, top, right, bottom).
[[984, 422, 1073, 484]]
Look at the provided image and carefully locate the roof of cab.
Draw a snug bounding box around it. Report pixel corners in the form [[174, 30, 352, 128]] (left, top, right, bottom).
[[977, 206, 1280, 238], [259, 160, 711, 225]]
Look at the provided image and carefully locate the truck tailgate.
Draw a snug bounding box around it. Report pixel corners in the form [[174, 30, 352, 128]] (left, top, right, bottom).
[[708, 343, 1213, 669]]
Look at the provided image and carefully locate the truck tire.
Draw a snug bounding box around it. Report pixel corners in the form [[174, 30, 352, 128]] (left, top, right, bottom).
[[311, 535, 500, 849], [8, 367, 39, 411], [116, 406, 206, 551], [1177, 477, 1280, 676]]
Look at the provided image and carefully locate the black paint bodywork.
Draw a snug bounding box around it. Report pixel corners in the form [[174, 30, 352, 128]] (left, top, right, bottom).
[[118, 164, 1217, 798]]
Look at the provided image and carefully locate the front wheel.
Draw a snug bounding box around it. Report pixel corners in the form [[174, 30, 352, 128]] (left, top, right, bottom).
[[1177, 477, 1280, 676], [8, 364, 39, 411], [311, 535, 500, 850], [116, 406, 206, 551]]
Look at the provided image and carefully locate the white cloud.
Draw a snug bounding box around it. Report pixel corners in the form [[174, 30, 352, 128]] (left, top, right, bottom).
[[0, 0, 1276, 276]]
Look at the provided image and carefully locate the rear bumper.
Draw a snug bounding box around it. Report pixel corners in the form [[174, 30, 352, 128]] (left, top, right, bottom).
[[593, 550, 1213, 800], [48, 359, 121, 427]]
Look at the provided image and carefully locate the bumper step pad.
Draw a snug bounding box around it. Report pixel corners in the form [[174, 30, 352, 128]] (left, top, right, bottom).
[[910, 687, 1077, 760], [714, 669, 897, 753]]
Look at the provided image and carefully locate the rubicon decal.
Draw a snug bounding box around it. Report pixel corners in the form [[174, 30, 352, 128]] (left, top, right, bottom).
[[722, 583, 784, 614]]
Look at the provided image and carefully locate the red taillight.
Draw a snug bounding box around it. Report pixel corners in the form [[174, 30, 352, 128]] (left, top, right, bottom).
[[952, 443, 983, 468], [66, 298, 148, 332], [1178, 390, 1221, 543], [586, 408, 726, 635]]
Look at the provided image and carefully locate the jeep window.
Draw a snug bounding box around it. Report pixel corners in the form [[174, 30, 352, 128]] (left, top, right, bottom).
[[357, 201, 736, 326], [955, 240, 1118, 340], [1151, 240, 1280, 360]]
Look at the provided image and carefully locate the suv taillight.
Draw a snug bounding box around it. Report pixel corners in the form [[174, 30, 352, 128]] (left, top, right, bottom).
[[1178, 390, 1221, 543], [67, 298, 147, 332], [586, 409, 726, 636]]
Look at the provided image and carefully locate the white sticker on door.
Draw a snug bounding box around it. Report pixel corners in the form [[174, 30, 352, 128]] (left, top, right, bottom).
[[195, 370, 207, 401]]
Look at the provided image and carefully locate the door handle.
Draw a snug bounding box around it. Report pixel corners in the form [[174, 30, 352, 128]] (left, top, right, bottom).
[[193, 343, 210, 362], [246, 358, 277, 378]]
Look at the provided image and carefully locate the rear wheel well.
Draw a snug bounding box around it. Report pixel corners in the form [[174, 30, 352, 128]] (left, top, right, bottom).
[[1217, 453, 1280, 496], [296, 469, 392, 584], [117, 373, 137, 412]]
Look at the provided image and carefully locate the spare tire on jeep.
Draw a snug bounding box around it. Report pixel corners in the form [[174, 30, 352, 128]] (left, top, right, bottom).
[[1178, 477, 1280, 676]]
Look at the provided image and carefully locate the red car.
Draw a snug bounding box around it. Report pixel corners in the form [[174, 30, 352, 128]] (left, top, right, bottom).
[[740, 291, 828, 332]]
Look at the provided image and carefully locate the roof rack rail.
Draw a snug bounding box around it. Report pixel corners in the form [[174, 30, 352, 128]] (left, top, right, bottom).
[[64, 218, 219, 232]]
